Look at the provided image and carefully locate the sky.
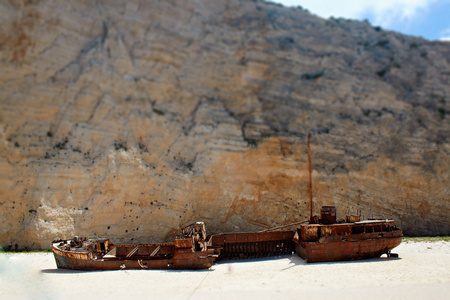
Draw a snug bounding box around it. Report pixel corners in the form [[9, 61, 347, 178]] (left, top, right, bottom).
[[273, 0, 450, 41]]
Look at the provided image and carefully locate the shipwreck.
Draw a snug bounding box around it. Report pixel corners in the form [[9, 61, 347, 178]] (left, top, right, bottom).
[[52, 134, 402, 270], [292, 134, 403, 262], [52, 222, 219, 270]]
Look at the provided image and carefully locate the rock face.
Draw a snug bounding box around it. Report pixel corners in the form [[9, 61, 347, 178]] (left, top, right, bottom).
[[0, 0, 449, 250]]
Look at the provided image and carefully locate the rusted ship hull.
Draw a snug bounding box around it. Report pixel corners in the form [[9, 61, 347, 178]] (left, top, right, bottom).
[[52, 222, 219, 270], [52, 230, 296, 271], [52, 244, 215, 270], [209, 230, 295, 260], [295, 217, 403, 263], [297, 231, 402, 263]]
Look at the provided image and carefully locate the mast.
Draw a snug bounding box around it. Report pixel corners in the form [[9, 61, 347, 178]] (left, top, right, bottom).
[[308, 133, 313, 223]]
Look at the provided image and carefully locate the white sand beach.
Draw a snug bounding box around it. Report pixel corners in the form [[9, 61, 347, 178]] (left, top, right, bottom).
[[1, 241, 449, 300]]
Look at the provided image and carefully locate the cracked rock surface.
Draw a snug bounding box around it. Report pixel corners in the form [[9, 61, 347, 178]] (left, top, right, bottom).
[[0, 0, 449, 249]]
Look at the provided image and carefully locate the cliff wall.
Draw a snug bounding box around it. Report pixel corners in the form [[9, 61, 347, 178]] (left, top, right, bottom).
[[0, 0, 449, 249]]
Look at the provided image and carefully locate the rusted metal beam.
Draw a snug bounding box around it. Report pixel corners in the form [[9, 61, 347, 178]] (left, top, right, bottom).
[[258, 221, 308, 233], [126, 246, 139, 258], [150, 245, 160, 257]]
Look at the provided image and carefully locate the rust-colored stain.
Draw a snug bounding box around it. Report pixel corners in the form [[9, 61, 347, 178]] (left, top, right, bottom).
[[5, 20, 36, 63], [12, 33, 31, 62], [417, 200, 431, 218]]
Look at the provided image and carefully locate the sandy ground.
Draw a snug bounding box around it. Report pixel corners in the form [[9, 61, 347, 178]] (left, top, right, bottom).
[[0, 241, 449, 300]]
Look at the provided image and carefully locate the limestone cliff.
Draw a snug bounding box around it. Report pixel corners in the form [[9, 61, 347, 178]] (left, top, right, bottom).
[[0, 0, 449, 250]]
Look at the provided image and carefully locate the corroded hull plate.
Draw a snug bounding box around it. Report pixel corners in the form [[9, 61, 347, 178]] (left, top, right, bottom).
[[52, 245, 215, 270], [297, 232, 402, 263]]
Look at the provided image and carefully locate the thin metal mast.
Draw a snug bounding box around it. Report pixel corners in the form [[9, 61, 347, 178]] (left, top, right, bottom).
[[308, 133, 313, 222]]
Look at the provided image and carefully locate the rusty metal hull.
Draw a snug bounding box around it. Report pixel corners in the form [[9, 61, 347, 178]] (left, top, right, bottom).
[[210, 231, 295, 260], [53, 246, 214, 270], [296, 222, 403, 263], [52, 222, 219, 270], [52, 243, 215, 270], [52, 219, 404, 269]]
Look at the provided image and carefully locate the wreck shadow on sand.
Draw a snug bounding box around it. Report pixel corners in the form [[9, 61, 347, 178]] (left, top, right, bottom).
[[214, 253, 401, 270], [214, 253, 307, 269], [41, 254, 401, 274], [41, 268, 91, 274], [302, 255, 402, 267], [40, 267, 214, 274]]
